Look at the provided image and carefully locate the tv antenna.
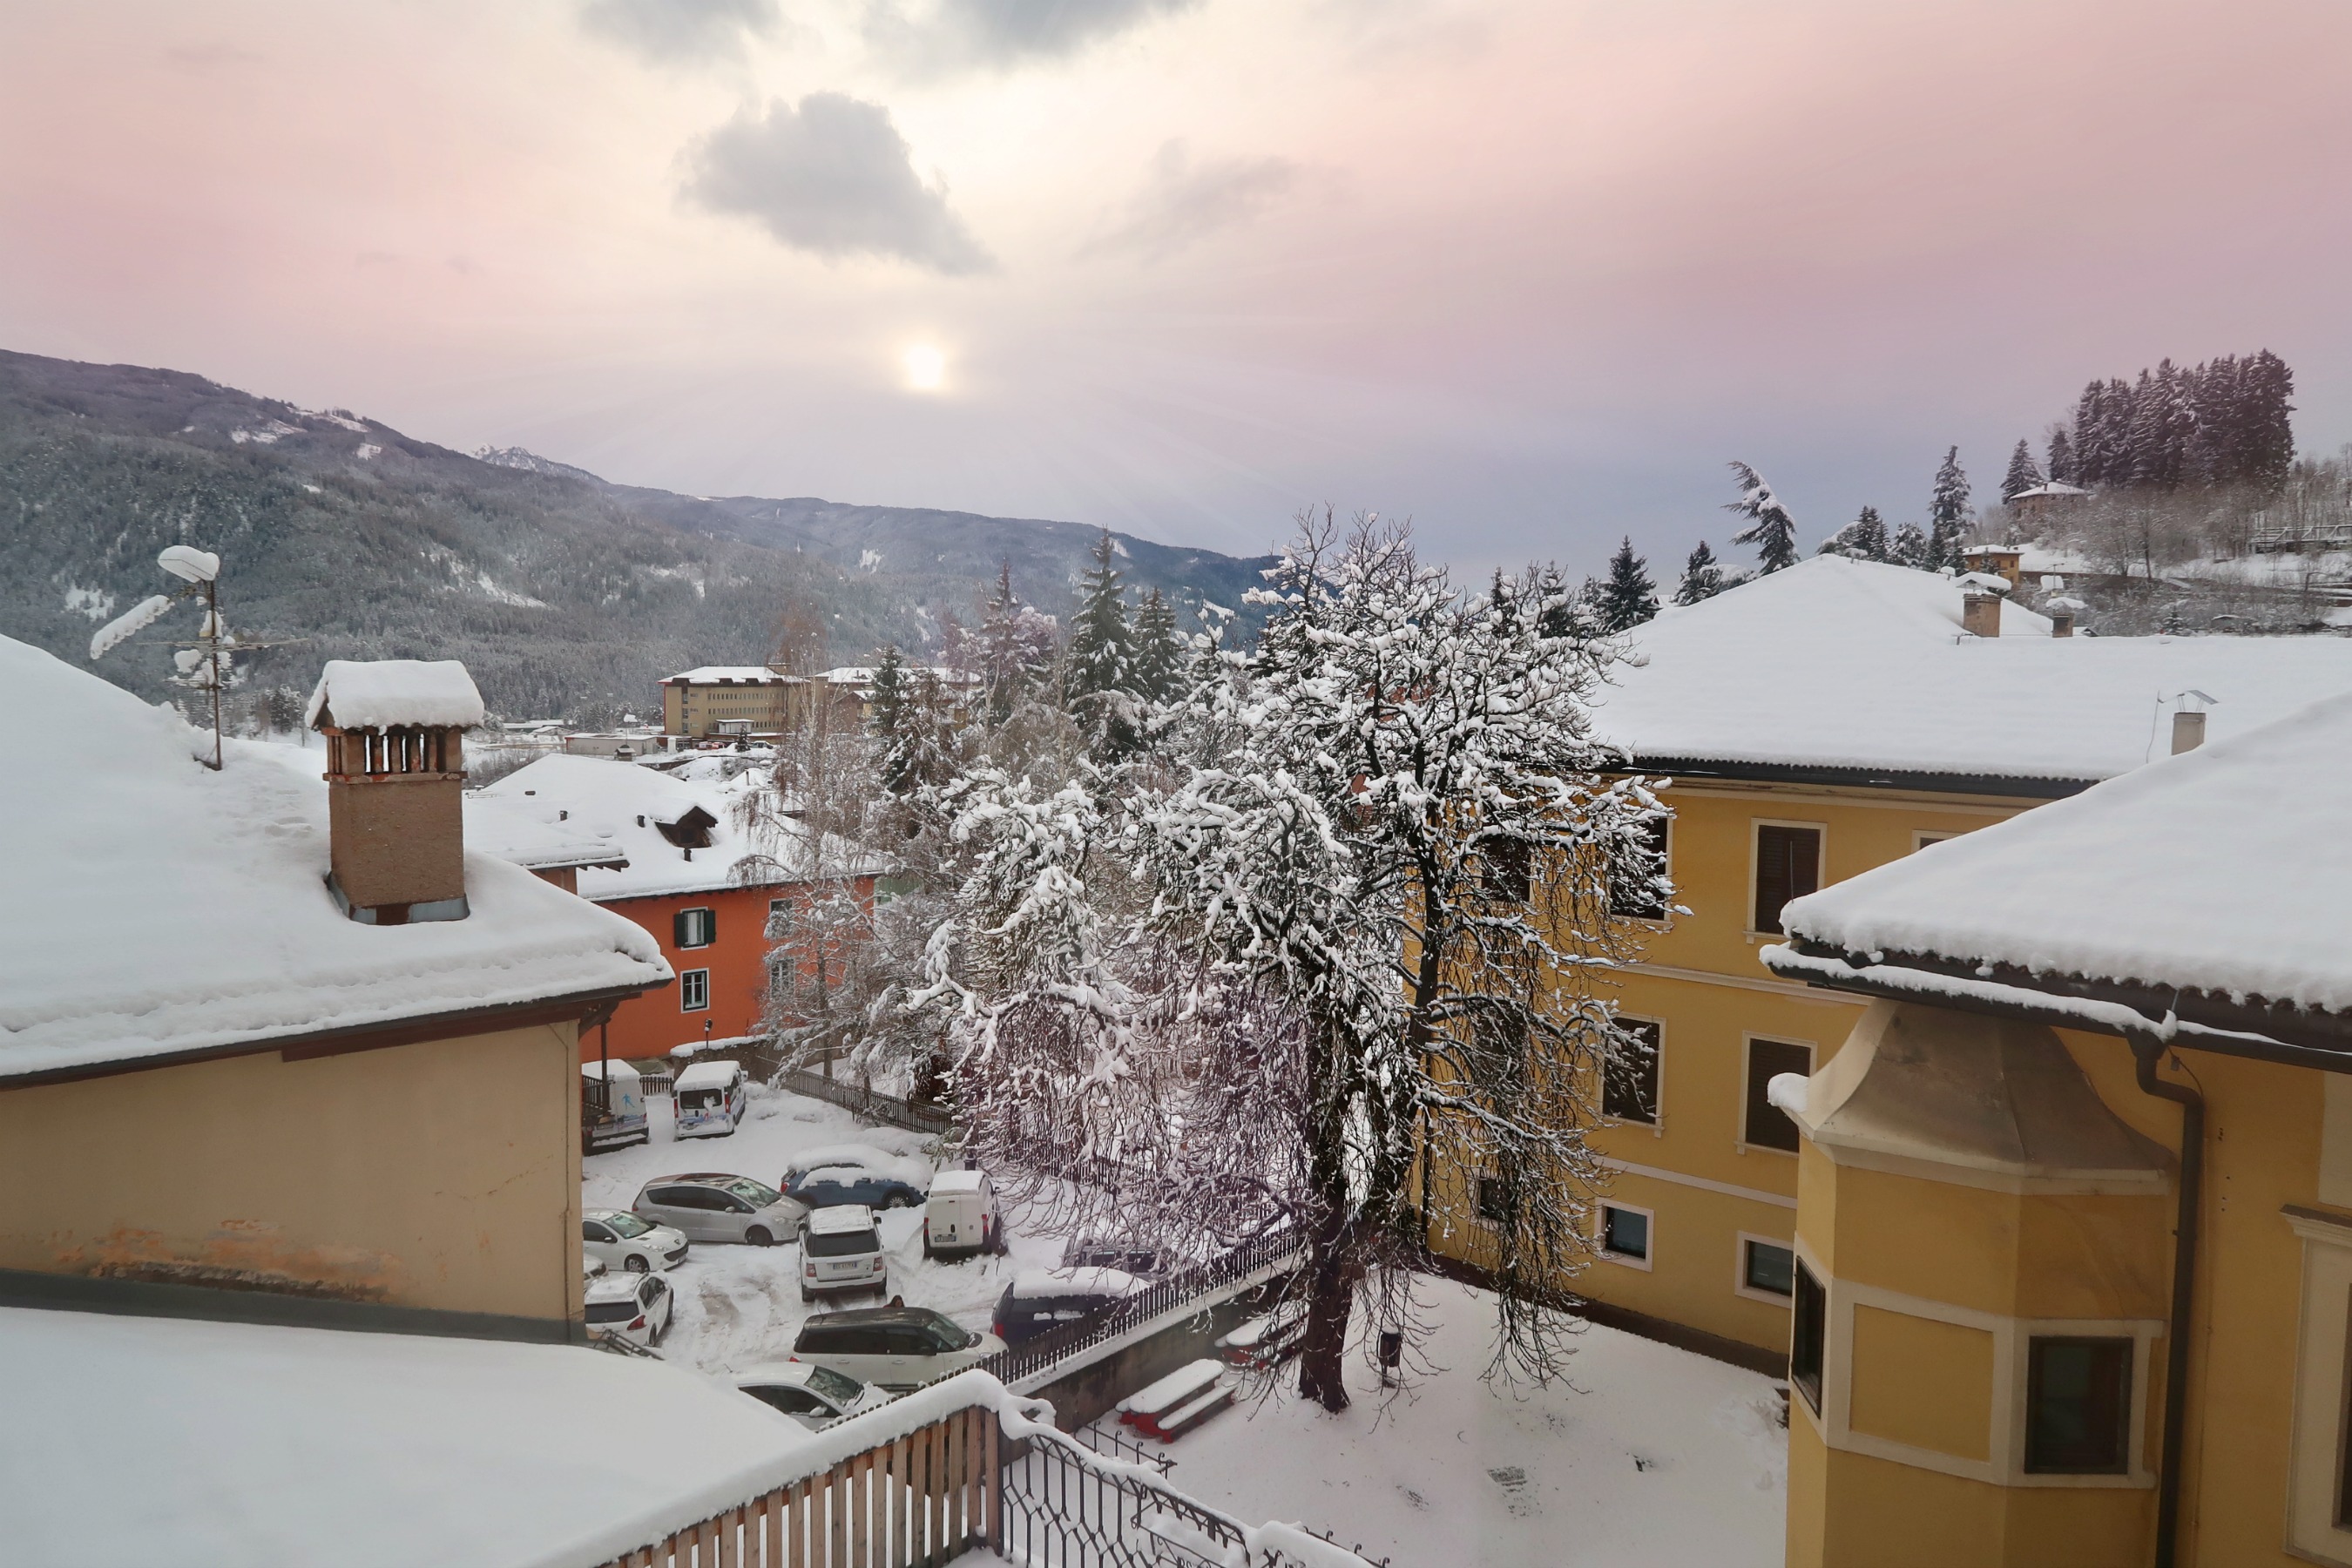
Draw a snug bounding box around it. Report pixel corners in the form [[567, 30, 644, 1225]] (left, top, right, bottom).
[[88, 547, 301, 771]]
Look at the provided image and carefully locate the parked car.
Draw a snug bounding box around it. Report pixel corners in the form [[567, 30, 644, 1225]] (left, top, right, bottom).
[[991, 1267, 1150, 1348], [787, 1165, 928, 1213], [781, 1144, 901, 1181], [632, 1173, 808, 1246], [1059, 1237, 1167, 1276], [582, 1206, 688, 1274], [790, 1307, 1004, 1391], [923, 1169, 1004, 1260], [731, 1361, 894, 1431], [672, 1059, 749, 1139], [801, 1204, 889, 1302], [585, 1270, 673, 1348]]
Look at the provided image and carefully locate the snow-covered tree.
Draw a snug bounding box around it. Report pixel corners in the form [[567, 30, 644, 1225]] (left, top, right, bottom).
[[1889, 521, 1931, 568], [922, 513, 1672, 1411], [1724, 462, 1799, 573], [2046, 426, 2076, 485], [1816, 505, 1889, 561], [1064, 529, 1139, 757], [1673, 541, 1726, 605], [970, 562, 1059, 727], [1928, 447, 1970, 570], [1595, 536, 1659, 631], [2001, 439, 2043, 501], [1128, 586, 1184, 705]]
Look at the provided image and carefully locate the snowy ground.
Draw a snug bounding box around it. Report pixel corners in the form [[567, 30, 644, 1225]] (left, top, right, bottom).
[[1089, 1276, 1788, 1568], [580, 1082, 1066, 1374]]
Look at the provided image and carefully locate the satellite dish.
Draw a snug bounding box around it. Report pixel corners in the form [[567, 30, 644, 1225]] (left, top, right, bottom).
[[158, 545, 221, 584]]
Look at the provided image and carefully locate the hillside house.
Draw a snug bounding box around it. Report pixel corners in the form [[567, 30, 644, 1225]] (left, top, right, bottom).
[[1423, 557, 2352, 1375], [0, 642, 670, 1332], [1763, 691, 2352, 1568], [476, 754, 889, 1063]]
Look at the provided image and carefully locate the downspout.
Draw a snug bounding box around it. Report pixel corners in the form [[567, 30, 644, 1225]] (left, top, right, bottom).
[[2131, 1037, 2204, 1568]]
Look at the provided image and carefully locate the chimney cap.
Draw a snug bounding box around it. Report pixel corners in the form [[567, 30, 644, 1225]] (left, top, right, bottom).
[[307, 659, 486, 733]]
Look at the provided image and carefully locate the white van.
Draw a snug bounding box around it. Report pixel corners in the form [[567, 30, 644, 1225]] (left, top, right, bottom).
[[801, 1204, 889, 1302], [923, 1169, 1004, 1260], [673, 1059, 748, 1139], [580, 1060, 649, 1152]]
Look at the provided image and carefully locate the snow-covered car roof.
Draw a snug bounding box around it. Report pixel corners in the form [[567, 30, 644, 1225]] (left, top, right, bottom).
[[585, 1273, 650, 1303], [1774, 689, 2352, 1016], [0, 637, 670, 1084], [785, 1144, 932, 1186], [582, 1206, 646, 1223], [928, 1169, 987, 1194], [674, 1060, 742, 1092], [808, 1205, 879, 1234], [1008, 1267, 1151, 1301], [1594, 556, 2352, 785], [797, 1165, 902, 1186], [733, 1361, 867, 1391], [475, 754, 889, 900]]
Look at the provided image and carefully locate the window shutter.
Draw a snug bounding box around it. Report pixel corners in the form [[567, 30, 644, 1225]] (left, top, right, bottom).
[[1754, 826, 1821, 935], [1744, 1037, 1812, 1151], [672, 909, 691, 947]]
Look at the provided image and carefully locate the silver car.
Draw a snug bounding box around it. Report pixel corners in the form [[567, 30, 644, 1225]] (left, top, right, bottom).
[[632, 1173, 808, 1247]]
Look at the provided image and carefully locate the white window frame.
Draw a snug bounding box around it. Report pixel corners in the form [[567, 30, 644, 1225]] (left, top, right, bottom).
[[1734, 1231, 1796, 1307], [1738, 1033, 1816, 1158], [1912, 829, 1960, 854], [1747, 817, 1828, 942], [680, 969, 711, 1012], [2287, 1206, 2352, 1562], [677, 906, 717, 950], [1597, 1200, 1655, 1272], [1605, 1014, 1666, 1134]]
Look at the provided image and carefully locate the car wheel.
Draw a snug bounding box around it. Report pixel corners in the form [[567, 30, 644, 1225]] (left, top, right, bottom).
[[886, 1193, 914, 1210], [747, 1226, 774, 1247], [624, 1254, 649, 1274], [922, 1233, 934, 1259], [800, 1286, 814, 1304]]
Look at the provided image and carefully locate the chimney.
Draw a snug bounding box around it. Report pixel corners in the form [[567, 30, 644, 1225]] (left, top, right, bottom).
[[308, 659, 486, 924], [1961, 590, 2004, 639], [2170, 690, 2217, 754], [2049, 611, 2074, 638]]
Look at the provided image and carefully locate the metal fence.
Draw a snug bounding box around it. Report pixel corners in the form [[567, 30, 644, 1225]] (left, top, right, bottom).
[[773, 1066, 955, 1138]]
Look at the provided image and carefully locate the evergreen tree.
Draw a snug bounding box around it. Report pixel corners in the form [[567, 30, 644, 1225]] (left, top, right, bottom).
[[1064, 528, 1139, 755], [1532, 563, 1595, 639], [1890, 521, 1931, 569], [975, 561, 1058, 727], [1724, 461, 1800, 574], [1927, 447, 1970, 570], [2239, 349, 2296, 491], [1673, 541, 1726, 605], [2046, 427, 2076, 484], [868, 645, 908, 738], [1128, 586, 1184, 705], [2001, 439, 2043, 501], [1595, 536, 1659, 631], [1816, 506, 1889, 561]]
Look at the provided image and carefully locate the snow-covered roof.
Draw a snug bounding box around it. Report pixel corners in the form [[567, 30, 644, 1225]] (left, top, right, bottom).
[[0, 638, 669, 1083], [0, 1305, 815, 1568], [1008, 1267, 1151, 1301], [674, 1058, 741, 1092], [1775, 690, 2352, 1015], [929, 1168, 986, 1194], [2008, 482, 2090, 500], [465, 793, 630, 873], [664, 665, 799, 685], [305, 659, 486, 731], [1595, 556, 2352, 785], [476, 754, 889, 901]]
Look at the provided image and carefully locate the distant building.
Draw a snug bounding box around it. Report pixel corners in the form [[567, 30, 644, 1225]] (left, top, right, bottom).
[[2004, 479, 2089, 524], [1959, 544, 2024, 589], [659, 665, 809, 738]]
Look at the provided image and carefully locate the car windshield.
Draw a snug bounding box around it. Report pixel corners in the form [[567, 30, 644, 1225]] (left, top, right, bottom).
[[725, 1179, 783, 1206], [807, 1365, 862, 1403], [807, 1228, 880, 1258], [602, 1213, 654, 1239], [585, 1301, 638, 1324]]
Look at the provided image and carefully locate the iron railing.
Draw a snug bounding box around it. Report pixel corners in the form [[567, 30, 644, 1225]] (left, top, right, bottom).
[[773, 1066, 954, 1137]]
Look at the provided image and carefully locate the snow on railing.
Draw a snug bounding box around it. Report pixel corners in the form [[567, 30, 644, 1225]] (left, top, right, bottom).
[[773, 1065, 954, 1137]]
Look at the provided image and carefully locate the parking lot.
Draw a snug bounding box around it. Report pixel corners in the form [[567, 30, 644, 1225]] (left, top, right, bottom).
[[580, 1078, 1068, 1375]]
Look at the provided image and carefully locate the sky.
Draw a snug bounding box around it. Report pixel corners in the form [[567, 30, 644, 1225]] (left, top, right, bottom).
[[4, 0, 2349, 578]]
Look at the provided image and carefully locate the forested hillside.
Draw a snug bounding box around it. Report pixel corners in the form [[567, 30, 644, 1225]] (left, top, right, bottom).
[[0, 350, 1274, 721]]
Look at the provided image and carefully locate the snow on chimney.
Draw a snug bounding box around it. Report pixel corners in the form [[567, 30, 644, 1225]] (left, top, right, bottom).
[[1957, 571, 2011, 639], [307, 659, 486, 924]]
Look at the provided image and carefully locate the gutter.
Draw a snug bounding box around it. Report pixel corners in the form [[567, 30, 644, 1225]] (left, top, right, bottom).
[[1609, 754, 2094, 801], [2131, 1039, 2202, 1568]]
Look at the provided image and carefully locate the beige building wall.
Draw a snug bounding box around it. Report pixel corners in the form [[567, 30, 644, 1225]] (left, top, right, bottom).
[[0, 1020, 585, 1324]]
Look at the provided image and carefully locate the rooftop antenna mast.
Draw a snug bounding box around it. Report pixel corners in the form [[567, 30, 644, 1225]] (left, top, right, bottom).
[[90, 546, 235, 769]]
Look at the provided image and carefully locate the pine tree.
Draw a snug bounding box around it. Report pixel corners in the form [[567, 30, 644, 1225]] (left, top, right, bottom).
[[2239, 348, 2296, 491], [975, 561, 1058, 727], [1673, 541, 1726, 605], [1816, 506, 1889, 561], [1595, 536, 1659, 631], [1064, 528, 1139, 755], [2046, 427, 2076, 484], [868, 645, 915, 792], [1927, 447, 1970, 570], [1724, 462, 1800, 573], [2001, 439, 2043, 501], [1890, 521, 1930, 569], [1128, 586, 1183, 706]]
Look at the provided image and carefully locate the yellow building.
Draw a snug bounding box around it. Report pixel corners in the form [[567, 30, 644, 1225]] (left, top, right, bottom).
[[1761, 687, 2352, 1566], [1425, 558, 2352, 1372], [0, 644, 669, 1335], [661, 663, 811, 737]]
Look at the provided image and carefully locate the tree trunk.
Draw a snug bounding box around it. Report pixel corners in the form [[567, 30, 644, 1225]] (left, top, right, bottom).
[[1296, 1233, 1355, 1412], [1297, 1016, 1359, 1412]]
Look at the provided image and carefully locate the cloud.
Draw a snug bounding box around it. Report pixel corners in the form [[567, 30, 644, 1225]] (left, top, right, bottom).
[[864, 0, 1200, 73], [1083, 140, 1301, 261], [162, 42, 263, 69], [680, 94, 996, 275], [579, 0, 780, 66]]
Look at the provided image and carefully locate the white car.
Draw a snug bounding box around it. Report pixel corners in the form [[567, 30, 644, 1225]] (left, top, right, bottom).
[[632, 1173, 809, 1247], [732, 1362, 895, 1431], [790, 1307, 1005, 1392], [801, 1204, 889, 1303], [923, 1168, 1005, 1260], [583, 1207, 688, 1274], [585, 1270, 673, 1348]]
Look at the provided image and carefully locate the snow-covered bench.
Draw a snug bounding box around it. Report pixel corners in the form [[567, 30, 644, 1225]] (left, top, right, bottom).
[[1118, 1358, 1233, 1440], [1214, 1304, 1305, 1369]]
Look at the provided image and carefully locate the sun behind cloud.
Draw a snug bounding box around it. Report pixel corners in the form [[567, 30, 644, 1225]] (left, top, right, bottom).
[[902, 343, 947, 393]]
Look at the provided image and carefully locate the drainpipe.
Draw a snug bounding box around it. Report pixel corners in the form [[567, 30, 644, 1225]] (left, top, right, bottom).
[[2132, 1037, 2204, 1568]]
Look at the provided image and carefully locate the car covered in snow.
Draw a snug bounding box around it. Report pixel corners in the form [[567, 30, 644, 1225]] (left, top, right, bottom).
[[631, 1173, 808, 1247], [923, 1168, 1004, 1260], [582, 1206, 687, 1274], [790, 1307, 1004, 1391], [731, 1361, 894, 1431], [1058, 1237, 1168, 1276], [672, 1060, 749, 1139], [991, 1267, 1151, 1348], [584, 1270, 672, 1348], [800, 1204, 889, 1302], [785, 1164, 927, 1213]]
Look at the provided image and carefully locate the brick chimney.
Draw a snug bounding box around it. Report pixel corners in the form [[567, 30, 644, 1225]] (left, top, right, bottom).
[[308, 659, 486, 924], [2048, 611, 2074, 638], [1961, 590, 2004, 638]]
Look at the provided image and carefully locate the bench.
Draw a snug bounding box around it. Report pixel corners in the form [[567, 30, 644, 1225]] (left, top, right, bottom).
[[1152, 1380, 1236, 1441], [1118, 1358, 1227, 1438], [1215, 1306, 1305, 1369]]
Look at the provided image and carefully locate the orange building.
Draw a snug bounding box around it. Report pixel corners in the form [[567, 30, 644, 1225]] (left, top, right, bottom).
[[473, 754, 888, 1064]]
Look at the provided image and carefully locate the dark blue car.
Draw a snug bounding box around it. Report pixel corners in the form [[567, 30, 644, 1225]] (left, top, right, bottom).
[[785, 1165, 927, 1212]]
